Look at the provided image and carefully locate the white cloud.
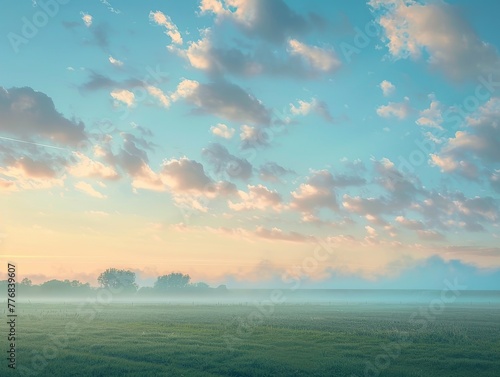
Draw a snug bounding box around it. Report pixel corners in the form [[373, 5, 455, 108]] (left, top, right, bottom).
[[288, 39, 341, 73], [376, 97, 411, 119], [199, 0, 311, 44], [430, 97, 500, 181], [395, 216, 425, 230], [110, 89, 135, 107], [149, 10, 183, 45], [146, 86, 170, 108], [210, 123, 235, 139], [75, 181, 106, 199], [173, 79, 271, 126], [370, 0, 499, 81], [81, 12, 93, 27], [229, 184, 283, 211], [290, 99, 314, 116], [290, 98, 334, 122], [254, 226, 313, 243], [379, 80, 395, 96], [416, 96, 443, 128], [239, 125, 269, 149], [290, 170, 342, 215], [178, 29, 213, 71], [199, 0, 228, 17], [365, 225, 378, 237], [108, 55, 124, 67], [0, 160, 65, 191], [171, 79, 199, 102], [68, 152, 119, 180], [429, 154, 459, 173]]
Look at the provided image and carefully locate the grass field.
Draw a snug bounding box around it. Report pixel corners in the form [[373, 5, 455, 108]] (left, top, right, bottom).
[[5, 300, 499, 377]]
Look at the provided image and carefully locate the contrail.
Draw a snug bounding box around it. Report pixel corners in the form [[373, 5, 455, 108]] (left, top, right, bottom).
[[0, 135, 67, 151]]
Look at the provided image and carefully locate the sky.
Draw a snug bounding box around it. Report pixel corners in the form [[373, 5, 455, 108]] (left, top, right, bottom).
[[0, 0, 499, 289]]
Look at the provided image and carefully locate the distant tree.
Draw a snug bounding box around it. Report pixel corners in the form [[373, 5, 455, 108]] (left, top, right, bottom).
[[39, 280, 72, 295], [98, 268, 137, 292], [20, 278, 32, 286], [154, 273, 190, 289], [191, 282, 210, 289], [70, 280, 90, 288]]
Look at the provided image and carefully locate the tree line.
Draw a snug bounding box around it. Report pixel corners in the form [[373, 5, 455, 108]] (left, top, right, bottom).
[[0, 269, 223, 297]]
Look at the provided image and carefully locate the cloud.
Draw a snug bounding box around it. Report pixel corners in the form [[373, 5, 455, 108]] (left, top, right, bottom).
[[210, 123, 235, 139], [79, 72, 142, 92], [99, 0, 121, 14], [414, 190, 499, 232], [490, 170, 500, 193], [171, 30, 263, 76], [149, 10, 183, 45], [239, 124, 271, 149], [291, 169, 368, 215], [110, 89, 135, 107], [288, 39, 341, 73], [365, 225, 378, 237], [108, 55, 123, 67], [160, 157, 237, 210], [202, 143, 253, 180], [379, 80, 395, 96], [98, 133, 237, 201], [290, 170, 347, 214], [376, 97, 411, 119], [416, 97, 443, 129], [291, 183, 338, 214], [172, 79, 271, 125], [0, 157, 65, 191], [259, 162, 294, 182], [75, 181, 106, 199], [68, 152, 119, 180], [254, 226, 313, 243], [430, 97, 500, 182], [290, 98, 334, 123], [370, 0, 500, 81], [171, 29, 341, 79], [417, 229, 445, 242], [81, 12, 92, 27], [342, 195, 388, 216], [395, 216, 424, 230], [0, 87, 86, 145], [200, 0, 312, 44], [343, 158, 421, 217], [18, 156, 58, 178], [229, 184, 283, 211], [146, 86, 170, 108], [97, 132, 163, 191], [373, 157, 421, 204], [162, 157, 218, 192]]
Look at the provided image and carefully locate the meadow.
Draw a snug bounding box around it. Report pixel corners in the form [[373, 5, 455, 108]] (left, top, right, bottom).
[[6, 299, 500, 376]]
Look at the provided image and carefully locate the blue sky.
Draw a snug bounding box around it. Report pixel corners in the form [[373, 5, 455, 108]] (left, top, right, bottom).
[[0, 0, 499, 289]]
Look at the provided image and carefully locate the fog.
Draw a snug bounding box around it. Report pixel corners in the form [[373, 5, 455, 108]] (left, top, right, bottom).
[[7, 289, 500, 305]]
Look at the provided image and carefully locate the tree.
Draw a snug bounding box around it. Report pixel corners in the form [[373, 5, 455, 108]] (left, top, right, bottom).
[[97, 268, 137, 292], [20, 278, 32, 286], [154, 273, 190, 290], [191, 282, 210, 289]]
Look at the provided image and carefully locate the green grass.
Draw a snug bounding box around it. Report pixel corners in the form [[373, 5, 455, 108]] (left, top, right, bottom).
[[5, 303, 500, 376]]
